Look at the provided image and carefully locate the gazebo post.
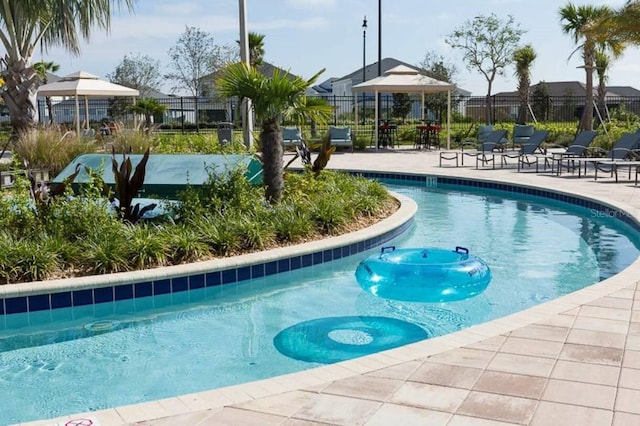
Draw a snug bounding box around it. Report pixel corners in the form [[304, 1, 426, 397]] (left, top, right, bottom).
[[75, 97, 81, 135], [447, 90, 451, 150], [374, 90, 379, 151]]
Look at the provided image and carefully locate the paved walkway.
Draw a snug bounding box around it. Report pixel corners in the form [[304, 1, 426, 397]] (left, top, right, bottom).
[[27, 148, 640, 426]]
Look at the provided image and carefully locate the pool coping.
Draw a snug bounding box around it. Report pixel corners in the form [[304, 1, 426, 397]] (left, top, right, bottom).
[[16, 162, 640, 425]]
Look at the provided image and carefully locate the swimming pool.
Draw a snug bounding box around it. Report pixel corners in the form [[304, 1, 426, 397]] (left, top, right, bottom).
[[1, 180, 639, 424]]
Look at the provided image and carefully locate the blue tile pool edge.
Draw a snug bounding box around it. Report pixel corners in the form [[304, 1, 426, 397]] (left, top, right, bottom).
[[0, 191, 417, 316]]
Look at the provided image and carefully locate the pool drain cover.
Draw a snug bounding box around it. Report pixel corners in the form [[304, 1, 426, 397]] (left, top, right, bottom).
[[83, 320, 120, 333], [273, 316, 428, 364]]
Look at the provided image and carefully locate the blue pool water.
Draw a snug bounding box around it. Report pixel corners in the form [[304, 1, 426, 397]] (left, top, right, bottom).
[[1, 181, 639, 424]]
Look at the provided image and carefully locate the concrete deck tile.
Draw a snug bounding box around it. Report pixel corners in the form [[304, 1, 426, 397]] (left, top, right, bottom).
[[566, 328, 627, 349], [624, 350, 640, 369], [127, 408, 220, 425], [196, 407, 285, 425], [613, 411, 640, 426], [388, 381, 469, 412], [447, 415, 520, 426], [559, 343, 623, 366], [363, 403, 452, 426], [426, 347, 494, 369], [364, 360, 421, 380], [530, 401, 613, 426], [551, 359, 620, 386], [291, 393, 381, 425], [627, 334, 640, 351], [629, 322, 640, 336], [572, 316, 629, 334], [619, 367, 640, 390], [487, 352, 556, 377], [115, 401, 172, 423], [320, 375, 404, 401], [463, 335, 507, 352], [579, 305, 631, 322], [616, 388, 640, 414], [509, 324, 569, 342], [408, 361, 483, 389], [586, 296, 633, 310], [499, 336, 564, 358], [541, 379, 616, 409], [456, 391, 537, 424], [232, 391, 314, 417], [472, 370, 547, 399]]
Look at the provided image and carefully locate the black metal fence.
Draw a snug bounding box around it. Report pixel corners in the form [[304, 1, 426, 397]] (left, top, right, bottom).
[[33, 94, 640, 134]]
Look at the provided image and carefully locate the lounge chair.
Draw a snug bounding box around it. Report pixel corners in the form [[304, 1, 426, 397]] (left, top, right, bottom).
[[543, 130, 598, 175], [497, 130, 550, 172], [564, 131, 640, 178], [439, 129, 507, 168], [328, 126, 353, 152], [282, 127, 303, 149]]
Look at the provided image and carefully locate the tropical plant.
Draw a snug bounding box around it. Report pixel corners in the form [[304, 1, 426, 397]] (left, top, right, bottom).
[[126, 98, 167, 130], [111, 147, 156, 223], [594, 50, 610, 125], [216, 62, 329, 202], [0, 0, 135, 139], [237, 32, 266, 68], [446, 14, 524, 124], [559, 3, 624, 131], [33, 60, 60, 125], [513, 45, 537, 124]]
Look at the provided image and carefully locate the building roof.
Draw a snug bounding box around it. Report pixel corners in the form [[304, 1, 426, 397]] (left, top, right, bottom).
[[493, 81, 640, 98], [334, 57, 420, 83]]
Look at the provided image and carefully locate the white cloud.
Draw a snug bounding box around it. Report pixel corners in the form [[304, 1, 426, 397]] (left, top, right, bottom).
[[286, 0, 337, 9]]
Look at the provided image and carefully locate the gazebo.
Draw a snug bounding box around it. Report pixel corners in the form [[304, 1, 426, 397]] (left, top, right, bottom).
[[37, 71, 139, 135], [353, 65, 456, 149]]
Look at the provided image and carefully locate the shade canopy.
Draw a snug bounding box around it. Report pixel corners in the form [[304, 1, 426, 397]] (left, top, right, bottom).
[[37, 71, 139, 134], [352, 65, 456, 149], [37, 71, 139, 97], [352, 65, 455, 94]]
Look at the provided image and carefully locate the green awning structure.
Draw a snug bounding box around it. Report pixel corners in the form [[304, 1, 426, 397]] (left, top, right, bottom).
[[52, 154, 263, 199]]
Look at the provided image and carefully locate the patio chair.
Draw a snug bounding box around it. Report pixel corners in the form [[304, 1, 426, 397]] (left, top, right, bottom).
[[328, 126, 353, 152], [497, 130, 550, 172], [544, 130, 598, 175], [567, 131, 640, 178], [282, 127, 303, 150], [499, 130, 549, 173], [439, 130, 507, 168]]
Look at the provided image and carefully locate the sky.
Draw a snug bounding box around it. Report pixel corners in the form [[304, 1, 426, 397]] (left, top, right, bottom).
[[41, 0, 640, 96]]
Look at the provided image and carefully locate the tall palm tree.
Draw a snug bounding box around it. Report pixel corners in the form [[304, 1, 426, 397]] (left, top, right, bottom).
[[513, 45, 537, 124], [594, 50, 610, 125], [236, 32, 265, 68], [33, 60, 60, 125], [559, 3, 623, 131], [0, 0, 135, 139], [217, 63, 332, 202]]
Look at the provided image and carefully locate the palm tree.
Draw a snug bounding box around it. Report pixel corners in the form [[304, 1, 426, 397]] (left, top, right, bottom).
[[594, 50, 610, 125], [127, 98, 168, 130], [236, 32, 266, 68], [33, 61, 60, 125], [217, 63, 332, 202], [513, 45, 537, 125], [559, 3, 623, 131], [0, 0, 135, 140]]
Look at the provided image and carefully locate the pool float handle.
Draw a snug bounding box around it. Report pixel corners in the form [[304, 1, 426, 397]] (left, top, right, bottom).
[[455, 246, 469, 254], [380, 246, 396, 254]]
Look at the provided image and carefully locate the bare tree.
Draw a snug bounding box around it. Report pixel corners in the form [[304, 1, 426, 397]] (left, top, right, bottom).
[[108, 53, 163, 96], [446, 14, 524, 124], [165, 26, 235, 96]]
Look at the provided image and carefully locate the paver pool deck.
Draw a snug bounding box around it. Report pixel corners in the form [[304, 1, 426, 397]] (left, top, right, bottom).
[[22, 147, 640, 426]]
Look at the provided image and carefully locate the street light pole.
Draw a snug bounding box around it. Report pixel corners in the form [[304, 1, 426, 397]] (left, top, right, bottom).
[[362, 16, 367, 125]]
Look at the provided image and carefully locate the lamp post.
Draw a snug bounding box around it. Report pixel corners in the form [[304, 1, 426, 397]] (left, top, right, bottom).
[[362, 16, 367, 125]]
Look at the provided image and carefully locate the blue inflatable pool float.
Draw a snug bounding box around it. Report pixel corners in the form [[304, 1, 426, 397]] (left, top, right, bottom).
[[355, 246, 491, 302], [273, 316, 429, 364]]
